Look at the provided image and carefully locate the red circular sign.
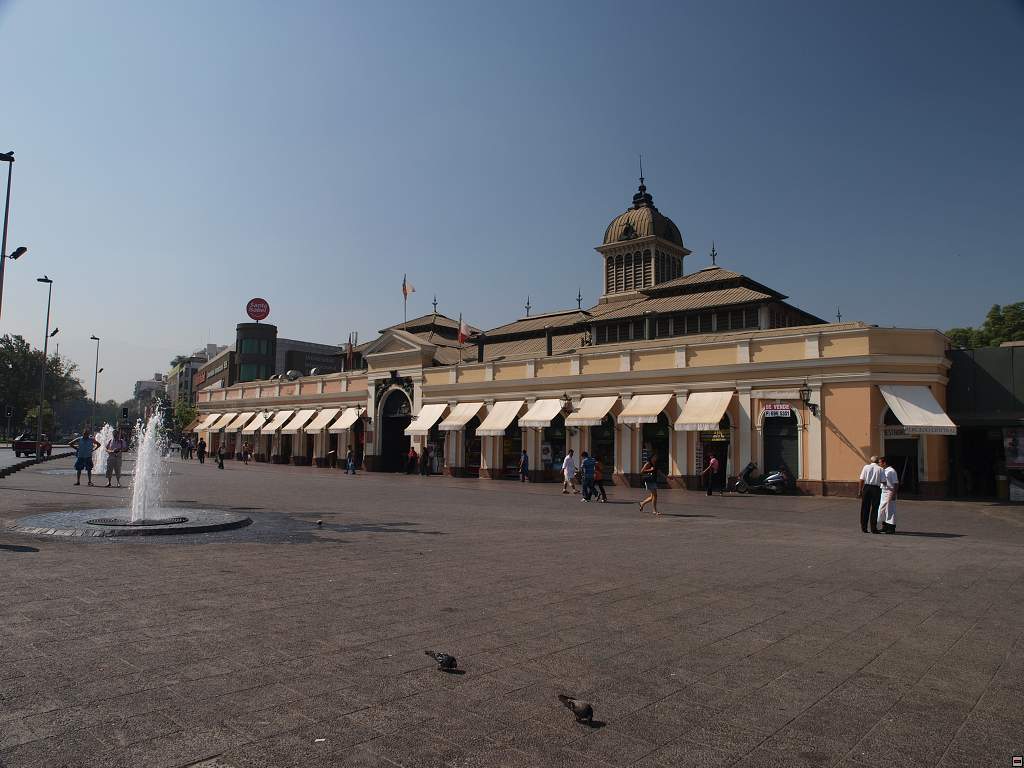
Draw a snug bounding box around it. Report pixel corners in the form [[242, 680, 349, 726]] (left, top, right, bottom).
[[246, 298, 270, 321]]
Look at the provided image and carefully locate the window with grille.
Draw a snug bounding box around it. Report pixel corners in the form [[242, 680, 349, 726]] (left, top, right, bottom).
[[656, 316, 671, 337], [699, 313, 713, 333]]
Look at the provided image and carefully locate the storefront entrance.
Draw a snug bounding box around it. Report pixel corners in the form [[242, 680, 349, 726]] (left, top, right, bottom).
[[352, 420, 365, 469], [464, 415, 481, 476], [542, 413, 568, 480], [762, 412, 798, 476], [883, 408, 919, 494], [501, 424, 522, 479], [697, 414, 731, 488], [590, 415, 616, 480], [328, 432, 339, 468], [426, 425, 445, 474], [379, 390, 412, 472]]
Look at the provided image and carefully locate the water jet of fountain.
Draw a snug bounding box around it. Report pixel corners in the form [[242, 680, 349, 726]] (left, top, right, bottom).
[[92, 424, 113, 475], [129, 412, 167, 524]]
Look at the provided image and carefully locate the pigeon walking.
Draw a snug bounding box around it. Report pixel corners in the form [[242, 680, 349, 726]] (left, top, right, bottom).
[[424, 650, 457, 671], [557, 694, 594, 725]]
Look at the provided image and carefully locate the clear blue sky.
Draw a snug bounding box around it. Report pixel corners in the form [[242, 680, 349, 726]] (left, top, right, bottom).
[[2, 0, 1022, 401]]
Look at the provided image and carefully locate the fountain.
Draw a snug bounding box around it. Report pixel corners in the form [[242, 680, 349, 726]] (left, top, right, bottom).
[[12, 412, 251, 537], [92, 423, 113, 476]]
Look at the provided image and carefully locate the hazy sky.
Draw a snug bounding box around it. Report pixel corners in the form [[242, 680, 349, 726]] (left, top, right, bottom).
[[1, 0, 1021, 401]]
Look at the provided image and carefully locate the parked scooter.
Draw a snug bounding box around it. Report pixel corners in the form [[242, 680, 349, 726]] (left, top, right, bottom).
[[735, 462, 788, 494]]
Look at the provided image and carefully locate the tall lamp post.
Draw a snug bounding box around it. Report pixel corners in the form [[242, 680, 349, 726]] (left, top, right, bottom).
[[35, 276, 54, 458], [0, 150, 29, 319], [90, 335, 101, 427]]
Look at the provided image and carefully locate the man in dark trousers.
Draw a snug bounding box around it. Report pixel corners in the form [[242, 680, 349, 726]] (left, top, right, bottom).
[[702, 454, 721, 496], [858, 455, 884, 533], [196, 437, 207, 465]]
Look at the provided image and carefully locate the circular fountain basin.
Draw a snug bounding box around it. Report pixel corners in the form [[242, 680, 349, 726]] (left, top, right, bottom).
[[9, 508, 251, 537]]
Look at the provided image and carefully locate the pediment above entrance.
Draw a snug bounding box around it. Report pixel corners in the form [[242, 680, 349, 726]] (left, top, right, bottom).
[[362, 329, 437, 370]]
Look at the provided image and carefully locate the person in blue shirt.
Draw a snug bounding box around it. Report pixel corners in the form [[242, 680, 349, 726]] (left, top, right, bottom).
[[71, 428, 102, 487], [580, 451, 597, 502]]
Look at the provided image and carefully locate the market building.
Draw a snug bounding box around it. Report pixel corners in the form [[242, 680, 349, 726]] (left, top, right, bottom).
[[192, 179, 958, 496]]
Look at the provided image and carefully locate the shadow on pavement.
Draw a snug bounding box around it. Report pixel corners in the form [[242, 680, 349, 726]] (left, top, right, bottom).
[[894, 531, 964, 539], [0, 544, 39, 552]]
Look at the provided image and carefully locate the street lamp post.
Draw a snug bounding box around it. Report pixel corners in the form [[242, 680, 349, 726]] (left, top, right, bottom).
[[0, 151, 29, 319], [36, 276, 54, 459], [90, 335, 100, 427]]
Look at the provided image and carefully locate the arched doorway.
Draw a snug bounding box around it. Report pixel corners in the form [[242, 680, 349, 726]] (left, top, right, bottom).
[[698, 413, 730, 488], [464, 415, 481, 476], [351, 419, 365, 469], [379, 389, 412, 472], [762, 411, 799, 476], [641, 413, 671, 478], [590, 414, 616, 480], [883, 408, 920, 493], [502, 424, 522, 479], [543, 413, 568, 480]]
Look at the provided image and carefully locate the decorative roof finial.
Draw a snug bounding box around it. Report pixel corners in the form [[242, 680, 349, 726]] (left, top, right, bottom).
[[432, 294, 438, 314], [710, 241, 718, 266], [524, 296, 531, 316], [576, 288, 583, 310], [836, 306, 842, 323], [639, 152, 644, 186], [632, 155, 654, 210]]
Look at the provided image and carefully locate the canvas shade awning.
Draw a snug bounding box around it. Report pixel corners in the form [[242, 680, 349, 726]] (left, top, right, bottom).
[[675, 391, 734, 431], [405, 403, 448, 436], [329, 407, 366, 433], [241, 412, 270, 434], [225, 412, 255, 432], [518, 398, 564, 428], [476, 400, 526, 436], [439, 402, 486, 431], [262, 410, 295, 433], [210, 412, 238, 431], [183, 416, 203, 432], [280, 409, 317, 434], [304, 408, 341, 432], [194, 413, 221, 431], [619, 393, 673, 425], [565, 396, 619, 427], [879, 385, 957, 435]]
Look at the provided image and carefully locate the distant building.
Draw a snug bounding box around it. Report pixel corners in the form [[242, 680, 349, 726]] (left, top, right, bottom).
[[166, 344, 227, 403], [234, 322, 342, 382], [133, 373, 166, 401], [279, 338, 344, 376], [194, 347, 236, 392]]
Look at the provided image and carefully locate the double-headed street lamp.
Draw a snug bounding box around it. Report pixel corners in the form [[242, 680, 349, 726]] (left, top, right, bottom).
[[0, 151, 28, 319], [36, 276, 54, 458], [90, 335, 101, 426]]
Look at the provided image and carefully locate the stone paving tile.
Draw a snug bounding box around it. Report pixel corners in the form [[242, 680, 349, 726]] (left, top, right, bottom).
[[3, 459, 1024, 766]]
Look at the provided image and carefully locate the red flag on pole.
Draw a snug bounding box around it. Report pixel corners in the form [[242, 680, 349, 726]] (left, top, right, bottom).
[[458, 314, 470, 345]]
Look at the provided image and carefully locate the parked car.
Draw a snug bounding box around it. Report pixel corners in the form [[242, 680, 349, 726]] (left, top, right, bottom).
[[12, 433, 52, 458]]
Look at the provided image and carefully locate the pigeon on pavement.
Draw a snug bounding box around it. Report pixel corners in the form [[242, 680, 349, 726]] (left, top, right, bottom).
[[557, 694, 594, 725], [424, 650, 458, 671]]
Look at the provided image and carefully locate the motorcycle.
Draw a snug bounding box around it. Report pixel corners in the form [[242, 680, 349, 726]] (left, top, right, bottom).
[[735, 462, 788, 494]]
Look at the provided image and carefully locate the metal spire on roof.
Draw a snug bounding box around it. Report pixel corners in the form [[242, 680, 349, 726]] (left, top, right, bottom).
[[639, 152, 644, 186], [432, 294, 438, 314], [576, 288, 583, 310], [524, 296, 531, 316], [710, 241, 718, 266], [836, 306, 842, 323]]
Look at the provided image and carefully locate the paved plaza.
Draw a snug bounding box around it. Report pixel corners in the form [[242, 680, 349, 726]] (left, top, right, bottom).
[[2, 458, 1024, 768]]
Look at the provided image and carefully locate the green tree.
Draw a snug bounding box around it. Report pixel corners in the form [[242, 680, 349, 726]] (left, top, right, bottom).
[[946, 302, 1024, 348], [173, 398, 198, 435], [1, 334, 87, 437]]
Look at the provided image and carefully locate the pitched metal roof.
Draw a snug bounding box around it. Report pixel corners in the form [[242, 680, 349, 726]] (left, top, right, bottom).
[[593, 286, 774, 321], [486, 309, 592, 337]]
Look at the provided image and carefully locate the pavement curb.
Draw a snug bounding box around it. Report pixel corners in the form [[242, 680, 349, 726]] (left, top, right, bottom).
[[0, 451, 75, 479]]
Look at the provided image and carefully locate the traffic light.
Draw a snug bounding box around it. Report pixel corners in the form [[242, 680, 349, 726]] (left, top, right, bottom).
[[122, 407, 129, 420], [4, 405, 11, 418]]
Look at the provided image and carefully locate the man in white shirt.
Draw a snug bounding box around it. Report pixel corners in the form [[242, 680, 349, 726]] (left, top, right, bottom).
[[105, 429, 128, 488], [858, 455, 884, 534], [561, 449, 578, 495], [877, 456, 899, 534]]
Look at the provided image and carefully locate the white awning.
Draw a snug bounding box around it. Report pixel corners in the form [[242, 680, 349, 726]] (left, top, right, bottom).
[[675, 391, 734, 431], [619, 393, 673, 425], [304, 408, 341, 432], [195, 413, 221, 431], [405, 403, 448, 436], [225, 412, 255, 432], [210, 412, 238, 431], [183, 416, 203, 433], [518, 398, 564, 429], [565, 396, 618, 427], [241, 411, 270, 434], [329, 407, 366, 433], [280, 409, 317, 434], [477, 400, 526, 436], [439, 402, 486, 431], [262, 410, 295, 433], [879, 385, 957, 435]]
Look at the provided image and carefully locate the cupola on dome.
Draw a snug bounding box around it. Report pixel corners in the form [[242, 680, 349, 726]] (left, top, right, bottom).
[[602, 180, 685, 249]]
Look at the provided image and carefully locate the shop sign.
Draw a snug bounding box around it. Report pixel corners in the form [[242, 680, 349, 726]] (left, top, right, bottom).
[[883, 425, 908, 437], [1005, 427, 1024, 470], [762, 402, 792, 418], [700, 429, 730, 442], [246, 297, 270, 321]]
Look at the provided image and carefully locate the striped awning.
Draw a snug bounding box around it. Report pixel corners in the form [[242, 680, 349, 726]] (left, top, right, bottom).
[[675, 391, 733, 431], [241, 412, 270, 435], [225, 412, 256, 432], [304, 408, 341, 432], [210, 412, 238, 431], [194, 413, 221, 431], [329, 407, 366, 433], [477, 401, 526, 437], [262, 410, 295, 433], [619, 394, 673, 425], [518, 398, 564, 428], [405, 403, 448, 436], [280, 409, 317, 435], [565, 396, 618, 427], [438, 402, 486, 431]]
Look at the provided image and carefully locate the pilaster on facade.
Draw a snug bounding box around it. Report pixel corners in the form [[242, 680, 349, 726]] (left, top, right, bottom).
[[619, 352, 631, 372], [805, 333, 822, 359], [674, 346, 688, 368], [484, 363, 494, 382], [737, 339, 751, 364], [570, 355, 581, 375], [674, 389, 689, 475], [738, 387, 752, 470], [806, 382, 823, 481]]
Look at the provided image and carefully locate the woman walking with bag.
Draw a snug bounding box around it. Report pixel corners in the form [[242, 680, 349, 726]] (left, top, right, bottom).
[[638, 454, 660, 516]]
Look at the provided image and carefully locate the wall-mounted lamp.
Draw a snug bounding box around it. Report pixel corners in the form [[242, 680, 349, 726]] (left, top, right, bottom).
[[799, 382, 819, 417]]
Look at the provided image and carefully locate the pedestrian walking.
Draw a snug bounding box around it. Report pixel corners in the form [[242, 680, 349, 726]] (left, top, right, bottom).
[[858, 455, 883, 533], [216, 441, 226, 469], [346, 449, 356, 475], [561, 449, 578, 494], [877, 456, 899, 534], [407, 446, 418, 474], [593, 458, 609, 502], [196, 437, 207, 465], [518, 449, 529, 482], [71, 429, 102, 487], [242, 441, 250, 465], [104, 428, 127, 488], [580, 451, 597, 502], [701, 454, 721, 496], [638, 454, 659, 515], [421, 445, 432, 476]]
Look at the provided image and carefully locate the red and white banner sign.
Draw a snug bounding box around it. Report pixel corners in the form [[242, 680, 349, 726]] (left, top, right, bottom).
[[246, 298, 270, 321], [762, 402, 792, 418]]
